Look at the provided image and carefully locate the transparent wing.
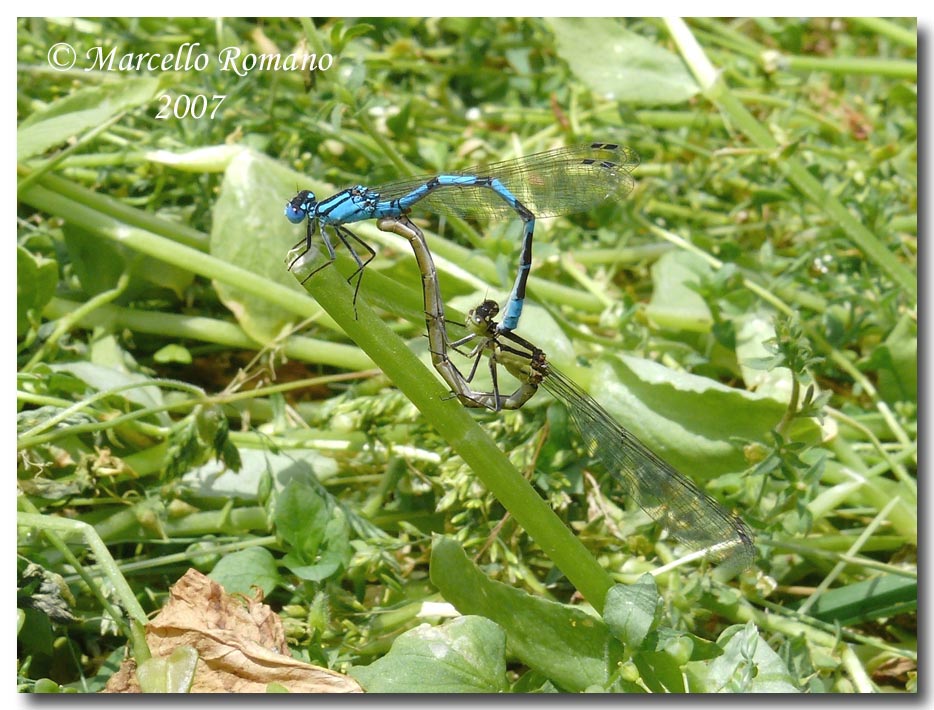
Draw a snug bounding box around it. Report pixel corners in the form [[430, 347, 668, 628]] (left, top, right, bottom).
[[540, 364, 756, 574], [372, 143, 639, 220]]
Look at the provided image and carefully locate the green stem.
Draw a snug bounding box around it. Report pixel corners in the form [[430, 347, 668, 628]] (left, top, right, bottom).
[[848, 17, 917, 48], [779, 53, 915, 79], [750, 596, 913, 664], [20, 168, 209, 251], [109, 536, 278, 575], [687, 18, 768, 58], [43, 297, 373, 372], [774, 375, 800, 437], [827, 407, 915, 490]]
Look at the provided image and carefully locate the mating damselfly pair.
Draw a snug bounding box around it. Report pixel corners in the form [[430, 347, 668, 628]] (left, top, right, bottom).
[[284, 142, 637, 333], [285, 143, 755, 574]]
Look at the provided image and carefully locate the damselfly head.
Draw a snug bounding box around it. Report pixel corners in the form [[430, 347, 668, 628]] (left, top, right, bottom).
[[476, 300, 500, 321], [467, 300, 500, 332], [284, 190, 317, 223]]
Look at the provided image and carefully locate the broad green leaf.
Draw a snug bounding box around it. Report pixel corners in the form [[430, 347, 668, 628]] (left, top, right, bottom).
[[210, 150, 313, 343], [873, 313, 917, 404], [510, 672, 561, 693], [632, 648, 686, 692], [548, 19, 699, 105], [277, 479, 351, 582], [578, 354, 786, 478], [655, 626, 721, 661], [282, 513, 352, 582], [430, 536, 621, 691], [276, 479, 329, 560], [17, 246, 58, 338], [645, 251, 713, 332], [278, 558, 341, 583], [603, 576, 660, 650], [18, 77, 162, 160], [62, 224, 125, 296], [18, 608, 55, 658], [209, 547, 281, 597], [349, 616, 508, 693]]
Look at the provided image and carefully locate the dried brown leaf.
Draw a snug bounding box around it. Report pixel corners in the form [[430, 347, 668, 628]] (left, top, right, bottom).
[[104, 569, 362, 694]]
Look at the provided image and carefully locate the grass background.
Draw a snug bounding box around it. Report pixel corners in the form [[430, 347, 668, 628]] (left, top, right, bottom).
[[17, 17, 916, 693]]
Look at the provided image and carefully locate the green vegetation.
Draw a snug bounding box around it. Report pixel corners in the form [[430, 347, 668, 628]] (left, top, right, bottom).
[[17, 17, 916, 693]]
